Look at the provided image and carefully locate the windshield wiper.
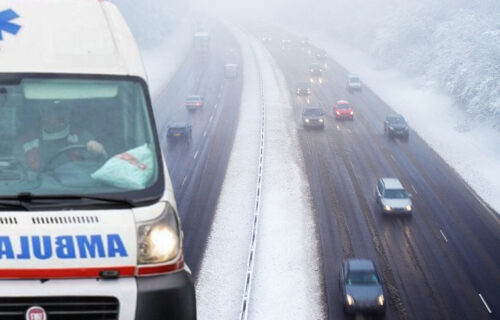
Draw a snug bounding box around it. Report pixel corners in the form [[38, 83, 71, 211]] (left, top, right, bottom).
[[1, 192, 135, 208], [0, 200, 31, 210]]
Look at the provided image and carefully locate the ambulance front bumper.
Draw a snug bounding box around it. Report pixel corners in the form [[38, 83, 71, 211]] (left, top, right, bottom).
[[0, 268, 196, 320]]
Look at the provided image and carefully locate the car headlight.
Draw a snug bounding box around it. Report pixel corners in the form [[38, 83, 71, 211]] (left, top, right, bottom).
[[378, 294, 384, 306], [350, 111, 354, 115], [305, 119, 310, 123], [346, 294, 355, 306], [319, 119, 324, 123], [336, 111, 340, 115], [384, 204, 392, 211], [405, 205, 412, 211], [137, 203, 180, 264]]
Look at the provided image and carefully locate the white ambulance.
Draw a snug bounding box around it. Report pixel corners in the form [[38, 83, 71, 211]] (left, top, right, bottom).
[[0, 1, 196, 319]]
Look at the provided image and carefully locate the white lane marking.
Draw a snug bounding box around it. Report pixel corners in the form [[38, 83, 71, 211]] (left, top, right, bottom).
[[181, 175, 188, 187], [439, 229, 448, 243], [214, 103, 218, 109], [411, 184, 418, 195], [209, 115, 214, 122], [347, 128, 352, 134], [390, 154, 396, 161], [194, 151, 199, 160], [479, 294, 492, 313], [203, 131, 208, 137]]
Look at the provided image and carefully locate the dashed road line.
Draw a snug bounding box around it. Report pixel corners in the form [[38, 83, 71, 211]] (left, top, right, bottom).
[[411, 184, 418, 195], [439, 229, 448, 243], [390, 154, 396, 161], [203, 130, 207, 137], [209, 115, 214, 122], [194, 151, 199, 160], [479, 294, 492, 313], [181, 175, 188, 187], [214, 103, 218, 109]]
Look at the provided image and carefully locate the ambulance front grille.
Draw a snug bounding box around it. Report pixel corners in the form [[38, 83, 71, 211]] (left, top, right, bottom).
[[0, 296, 119, 319], [32, 215, 100, 225], [0, 217, 17, 224]]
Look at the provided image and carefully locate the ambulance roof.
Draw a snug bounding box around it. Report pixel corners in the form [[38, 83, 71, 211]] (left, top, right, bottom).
[[0, 0, 147, 80]]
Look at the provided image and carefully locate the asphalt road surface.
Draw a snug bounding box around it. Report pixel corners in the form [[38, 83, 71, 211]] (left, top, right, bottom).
[[257, 29, 499, 320], [153, 22, 243, 276]]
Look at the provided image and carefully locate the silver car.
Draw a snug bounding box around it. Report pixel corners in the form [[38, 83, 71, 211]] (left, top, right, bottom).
[[376, 178, 413, 214], [347, 74, 362, 92], [339, 259, 386, 315]]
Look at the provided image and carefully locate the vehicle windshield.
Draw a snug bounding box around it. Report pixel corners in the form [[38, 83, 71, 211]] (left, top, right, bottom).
[[187, 96, 201, 101], [337, 104, 350, 110], [349, 77, 360, 83], [384, 189, 409, 199], [0, 75, 161, 199], [347, 270, 380, 285], [388, 116, 406, 124], [304, 108, 323, 116]]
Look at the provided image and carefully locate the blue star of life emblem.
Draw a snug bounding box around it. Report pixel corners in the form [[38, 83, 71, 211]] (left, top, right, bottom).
[[0, 9, 21, 41]]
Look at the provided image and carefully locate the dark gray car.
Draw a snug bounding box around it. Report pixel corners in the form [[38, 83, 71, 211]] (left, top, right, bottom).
[[384, 114, 409, 139], [339, 259, 386, 315], [302, 105, 325, 129], [167, 122, 192, 145]]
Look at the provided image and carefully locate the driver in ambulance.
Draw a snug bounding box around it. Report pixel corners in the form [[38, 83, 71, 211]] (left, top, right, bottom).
[[17, 101, 107, 171]]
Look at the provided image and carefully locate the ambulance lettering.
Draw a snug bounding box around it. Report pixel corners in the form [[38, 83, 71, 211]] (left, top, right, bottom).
[[0, 234, 128, 260]]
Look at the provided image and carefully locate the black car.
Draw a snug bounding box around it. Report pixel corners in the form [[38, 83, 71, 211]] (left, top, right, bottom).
[[384, 114, 409, 139], [296, 82, 311, 96], [309, 62, 323, 76], [167, 122, 192, 144], [339, 259, 386, 315]]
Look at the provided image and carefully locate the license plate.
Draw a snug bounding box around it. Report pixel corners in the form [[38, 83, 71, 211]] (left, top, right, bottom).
[[174, 133, 181, 137]]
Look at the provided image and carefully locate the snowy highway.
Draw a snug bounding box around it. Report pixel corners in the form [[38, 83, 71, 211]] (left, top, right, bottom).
[[151, 21, 499, 320]]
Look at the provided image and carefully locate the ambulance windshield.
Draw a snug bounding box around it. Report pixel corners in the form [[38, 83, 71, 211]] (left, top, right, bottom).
[[0, 75, 162, 205]]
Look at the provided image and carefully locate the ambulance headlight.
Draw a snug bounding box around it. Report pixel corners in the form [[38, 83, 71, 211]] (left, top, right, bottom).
[[137, 203, 180, 264]]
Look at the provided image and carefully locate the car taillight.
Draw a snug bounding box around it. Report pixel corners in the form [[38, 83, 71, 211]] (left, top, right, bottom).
[[197, 102, 201, 106]]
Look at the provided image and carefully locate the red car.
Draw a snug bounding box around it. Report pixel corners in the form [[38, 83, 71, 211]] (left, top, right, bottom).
[[334, 100, 354, 120]]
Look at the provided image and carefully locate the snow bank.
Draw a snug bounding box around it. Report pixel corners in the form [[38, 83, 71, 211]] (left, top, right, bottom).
[[195, 24, 260, 320]]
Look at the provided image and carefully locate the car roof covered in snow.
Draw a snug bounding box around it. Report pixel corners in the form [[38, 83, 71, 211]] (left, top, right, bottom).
[[0, 0, 147, 80]]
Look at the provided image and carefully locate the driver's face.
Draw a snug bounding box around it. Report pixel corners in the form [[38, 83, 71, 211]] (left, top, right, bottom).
[[41, 106, 70, 133]]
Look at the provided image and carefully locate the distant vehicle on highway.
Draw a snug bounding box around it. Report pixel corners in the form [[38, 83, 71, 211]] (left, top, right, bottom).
[[300, 38, 310, 47], [315, 48, 328, 60], [185, 95, 204, 111], [224, 63, 239, 79], [167, 122, 192, 145], [333, 100, 354, 120], [296, 82, 311, 96], [262, 35, 272, 43], [281, 39, 292, 48], [193, 31, 210, 53], [347, 74, 362, 92], [339, 259, 386, 315], [302, 104, 325, 129], [375, 178, 413, 215], [384, 114, 409, 139], [309, 62, 323, 76], [226, 48, 238, 58]]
